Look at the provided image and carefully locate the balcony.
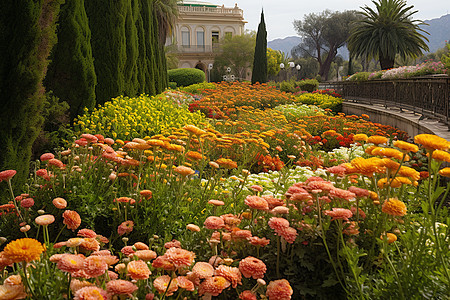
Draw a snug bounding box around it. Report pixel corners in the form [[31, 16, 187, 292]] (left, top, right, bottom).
[[175, 45, 220, 53], [178, 5, 243, 17]]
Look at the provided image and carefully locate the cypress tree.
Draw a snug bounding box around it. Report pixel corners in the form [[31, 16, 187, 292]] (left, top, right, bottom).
[[152, 5, 168, 93], [124, 0, 139, 96], [85, 1, 127, 105], [251, 10, 268, 84], [0, 0, 63, 193], [45, 0, 97, 120]]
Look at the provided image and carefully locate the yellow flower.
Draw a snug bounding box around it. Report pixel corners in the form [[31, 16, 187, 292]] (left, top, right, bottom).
[[431, 150, 450, 163], [3, 238, 44, 263], [353, 134, 368, 143], [381, 233, 397, 244], [184, 125, 206, 136], [438, 167, 450, 177], [414, 134, 449, 151], [371, 147, 406, 161], [398, 166, 420, 181], [393, 140, 419, 153], [367, 135, 388, 145], [382, 198, 407, 216]]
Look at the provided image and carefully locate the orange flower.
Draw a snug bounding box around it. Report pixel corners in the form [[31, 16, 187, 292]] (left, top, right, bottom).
[[3, 238, 44, 263], [350, 157, 383, 176], [381, 233, 397, 244], [353, 134, 368, 143], [57, 254, 86, 273], [127, 260, 151, 280], [439, 167, 450, 177], [431, 150, 450, 162], [0, 169, 16, 182], [184, 125, 206, 136], [117, 221, 134, 236], [106, 279, 138, 296], [192, 262, 215, 279], [266, 279, 293, 300], [382, 198, 407, 216], [177, 276, 195, 291], [153, 275, 178, 296], [415, 134, 450, 151], [63, 210, 81, 230], [186, 224, 201, 232], [324, 208, 353, 221], [83, 255, 108, 278], [164, 247, 195, 269], [371, 147, 405, 161], [185, 151, 204, 161], [199, 276, 230, 297], [367, 135, 388, 145], [216, 158, 238, 169], [398, 166, 420, 180], [244, 195, 269, 211], [73, 286, 107, 300], [52, 197, 67, 209], [393, 140, 419, 153], [204, 216, 225, 230]]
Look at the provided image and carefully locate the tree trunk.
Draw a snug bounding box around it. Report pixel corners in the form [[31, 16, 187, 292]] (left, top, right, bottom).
[[318, 47, 337, 81], [380, 56, 394, 70]]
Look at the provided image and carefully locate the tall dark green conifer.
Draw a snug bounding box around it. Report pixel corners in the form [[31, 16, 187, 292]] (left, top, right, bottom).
[[0, 0, 63, 193], [85, 1, 128, 105], [251, 10, 268, 84], [45, 0, 97, 120]]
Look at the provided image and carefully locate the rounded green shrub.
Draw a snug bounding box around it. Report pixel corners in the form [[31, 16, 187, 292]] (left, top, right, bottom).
[[168, 68, 206, 87], [296, 79, 319, 92]]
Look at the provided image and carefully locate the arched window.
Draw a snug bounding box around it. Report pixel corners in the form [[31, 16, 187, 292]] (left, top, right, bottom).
[[196, 27, 205, 48], [181, 26, 190, 47]]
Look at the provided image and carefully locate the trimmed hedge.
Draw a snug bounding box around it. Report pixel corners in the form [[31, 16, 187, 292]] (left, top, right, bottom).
[[297, 79, 319, 92], [168, 68, 205, 87]]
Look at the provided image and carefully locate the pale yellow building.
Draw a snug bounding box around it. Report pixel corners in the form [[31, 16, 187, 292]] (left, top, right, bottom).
[[170, 1, 246, 73]]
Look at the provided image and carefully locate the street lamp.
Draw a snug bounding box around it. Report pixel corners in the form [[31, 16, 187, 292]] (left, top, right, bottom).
[[288, 62, 295, 80], [296, 64, 301, 80], [279, 63, 285, 82], [208, 63, 213, 82]]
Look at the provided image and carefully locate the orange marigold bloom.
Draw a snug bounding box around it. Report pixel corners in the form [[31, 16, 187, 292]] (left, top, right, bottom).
[[173, 165, 195, 177], [3, 238, 44, 263], [432, 150, 450, 163], [239, 256, 267, 279], [371, 147, 405, 161], [379, 158, 400, 170], [367, 135, 388, 145], [414, 134, 449, 151], [244, 195, 269, 211], [63, 210, 81, 230], [365, 145, 378, 155], [398, 166, 420, 181], [381, 233, 397, 244], [439, 167, 450, 177], [393, 140, 419, 153], [127, 260, 151, 280], [146, 139, 165, 147], [184, 125, 206, 136], [353, 134, 368, 143], [186, 151, 204, 161], [382, 198, 407, 216], [351, 157, 383, 176], [266, 279, 293, 300]]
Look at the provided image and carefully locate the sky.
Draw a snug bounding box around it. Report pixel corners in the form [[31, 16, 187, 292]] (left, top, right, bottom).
[[217, 0, 450, 41]]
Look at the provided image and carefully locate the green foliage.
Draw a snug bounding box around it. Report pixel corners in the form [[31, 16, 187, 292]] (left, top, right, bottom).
[[179, 82, 217, 94], [168, 68, 206, 87], [348, 0, 429, 69], [295, 93, 343, 111], [279, 81, 296, 93], [347, 71, 371, 81], [297, 78, 319, 92], [252, 11, 268, 84], [74, 92, 205, 140], [267, 48, 283, 76], [275, 103, 326, 120], [45, 0, 97, 121], [213, 31, 256, 80], [0, 0, 63, 195], [168, 81, 177, 89], [441, 43, 450, 73]]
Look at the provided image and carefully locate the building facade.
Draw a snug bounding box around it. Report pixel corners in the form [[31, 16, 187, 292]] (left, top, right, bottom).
[[170, 1, 246, 73]]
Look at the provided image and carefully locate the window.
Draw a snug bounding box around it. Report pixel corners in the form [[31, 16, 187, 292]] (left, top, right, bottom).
[[212, 31, 219, 44], [197, 30, 204, 47], [225, 32, 232, 39], [181, 27, 190, 47]]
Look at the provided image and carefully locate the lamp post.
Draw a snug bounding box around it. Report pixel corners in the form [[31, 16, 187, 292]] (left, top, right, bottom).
[[296, 64, 301, 80], [288, 62, 295, 81], [208, 63, 213, 82], [279, 63, 285, 82]]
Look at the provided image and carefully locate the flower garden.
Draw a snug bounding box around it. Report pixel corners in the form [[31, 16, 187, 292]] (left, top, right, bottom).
[[0, 82, 449, 299]]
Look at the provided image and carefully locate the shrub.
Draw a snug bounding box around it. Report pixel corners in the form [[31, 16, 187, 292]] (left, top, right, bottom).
[[168, 81, 177, 89], [295, 93, 343, 112], [179, 82, 216, 94], [275, 103, 325, 121], [296, 78, 319, 92], [347, 72, 371, 81], [168, 68, 206, 87], [74, 93, 205, 140], [279, 80, 296, 93]]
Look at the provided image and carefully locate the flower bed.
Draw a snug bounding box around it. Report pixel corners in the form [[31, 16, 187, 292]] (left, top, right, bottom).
[[0, 83, 448, 299]]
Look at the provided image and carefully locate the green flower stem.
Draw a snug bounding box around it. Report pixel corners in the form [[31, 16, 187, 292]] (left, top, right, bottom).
[[22, 262, 36, 299], [7, 179, 24, 222], [276, 235, 281, 279]]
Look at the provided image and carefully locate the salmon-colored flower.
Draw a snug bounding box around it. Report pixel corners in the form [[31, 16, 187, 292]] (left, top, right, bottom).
[[52, 197, 67, 209], [208, 199, 225, 206], [164, 239, 182, 249], [0, 284, 27, 300], [73, 286, 107, 300], [240, 290, 257, 300], [40, 153, 55, 161], [173, 166, 195, 176], [153, 275, 178, 296], [324, 208, 353, 221], [35, 214, 55, 226], [199, 276, 230, 296], [348, 186, 369, 198], [193, 261, 215, 279], [164, 247, 195, 269], [20, 198, 34, 208], [63, 210, 81, 230], [329, 188, 356, 201], [239, 256, 267, 279], [127, 260, 151, 280], [177, 276, 195, 291], [268, 217, 289, 231], [117, 221, 134, 236], [152, 256, 175, 271], [247, 236, 270, 247], [215, 265, 242, 288], [0, 170, 17, 182], [245, 195, 269, 210], [77, 229, 97, 238], [70, 279, 94, 294], [382, 198, 407, 216], [204, 216, 225, 230], [57, 254, 86, 273], [186, 224, 201, 232], [343, 221, 359, 235], [80, 238, 100, 252], [266, 279, 293, 300], [48, 158, 64, 168], [106, 279, 138, 296], [83, 256, 108, 278], [134, 250, 157, 261], [140, 190, 153, 200]]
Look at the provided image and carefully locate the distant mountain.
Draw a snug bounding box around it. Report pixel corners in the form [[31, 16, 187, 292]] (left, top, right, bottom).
[[421, 14, 450, 52], [268, 14, 450, 59]]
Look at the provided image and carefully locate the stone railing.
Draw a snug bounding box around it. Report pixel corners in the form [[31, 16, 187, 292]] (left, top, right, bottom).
[[320, 76, 450, 126], [178, 5, 243, 16]]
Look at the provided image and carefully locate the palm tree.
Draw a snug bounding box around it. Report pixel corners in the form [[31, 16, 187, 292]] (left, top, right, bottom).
[[153, 0, 179, 45], [347, 0, 429, 70]]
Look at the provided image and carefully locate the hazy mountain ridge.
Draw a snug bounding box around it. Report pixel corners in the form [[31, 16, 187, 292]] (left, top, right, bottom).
[[268, 14, 450, 58]]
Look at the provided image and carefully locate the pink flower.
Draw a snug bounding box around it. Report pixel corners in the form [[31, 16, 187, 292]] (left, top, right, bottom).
[[208, 199, 225, 206], [20, 198, 34, 208], [52, 197, 67, 209], [204, 216, 225, 230], [348, 186, 369, 198], [40, 153, 55, 161], [239, 256, 266, 279], [268, 217, 289, 231], [244, 195, 269, 210], [106, 280, 138, 296], [324, 208, 353, 221], [215, 265, 242, 288], [77, 229, 97, 238], [247, 236, 270, 247], [329, 188, 356, 201], [117, 221, 134, 236], [0, 170, 16, 182], [164, 239, 181, 249], [266, 279, 293, 300]]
